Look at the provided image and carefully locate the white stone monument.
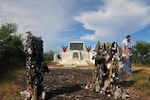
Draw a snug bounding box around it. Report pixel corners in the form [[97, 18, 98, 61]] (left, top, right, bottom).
[[54, 41, 94, 67]]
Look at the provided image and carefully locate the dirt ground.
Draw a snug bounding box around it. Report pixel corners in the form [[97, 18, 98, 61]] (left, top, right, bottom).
[[41, 65, 150, 100], [1, 64, 149, 100]]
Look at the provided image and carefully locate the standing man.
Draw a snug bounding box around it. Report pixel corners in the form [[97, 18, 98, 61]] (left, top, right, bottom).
[[122, 35, 132, 75]]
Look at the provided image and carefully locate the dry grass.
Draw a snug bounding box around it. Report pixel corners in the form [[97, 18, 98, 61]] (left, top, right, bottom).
[[128, 65, 150, 99], [0, 65, 26, 100]]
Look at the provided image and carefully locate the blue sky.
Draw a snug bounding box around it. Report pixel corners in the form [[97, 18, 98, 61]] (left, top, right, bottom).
[[0, 0, 150, 52]]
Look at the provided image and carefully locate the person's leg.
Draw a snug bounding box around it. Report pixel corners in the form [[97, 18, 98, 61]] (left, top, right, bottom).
[[126, 57, 132, 75]]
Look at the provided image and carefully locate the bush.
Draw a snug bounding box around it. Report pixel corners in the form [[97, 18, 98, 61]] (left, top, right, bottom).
[[44, 50, 55, 62]]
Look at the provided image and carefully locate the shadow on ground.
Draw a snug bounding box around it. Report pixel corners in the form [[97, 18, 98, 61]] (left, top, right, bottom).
[[132, 69, 144, 74], [120, 69, 145, 88], [45, 84, 82, 99]]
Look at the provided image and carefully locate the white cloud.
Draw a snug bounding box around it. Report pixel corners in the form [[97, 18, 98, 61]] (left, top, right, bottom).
[[74, 0, 150, 43], [0, 0, 76, 51], [1, 0, 150, 51]]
